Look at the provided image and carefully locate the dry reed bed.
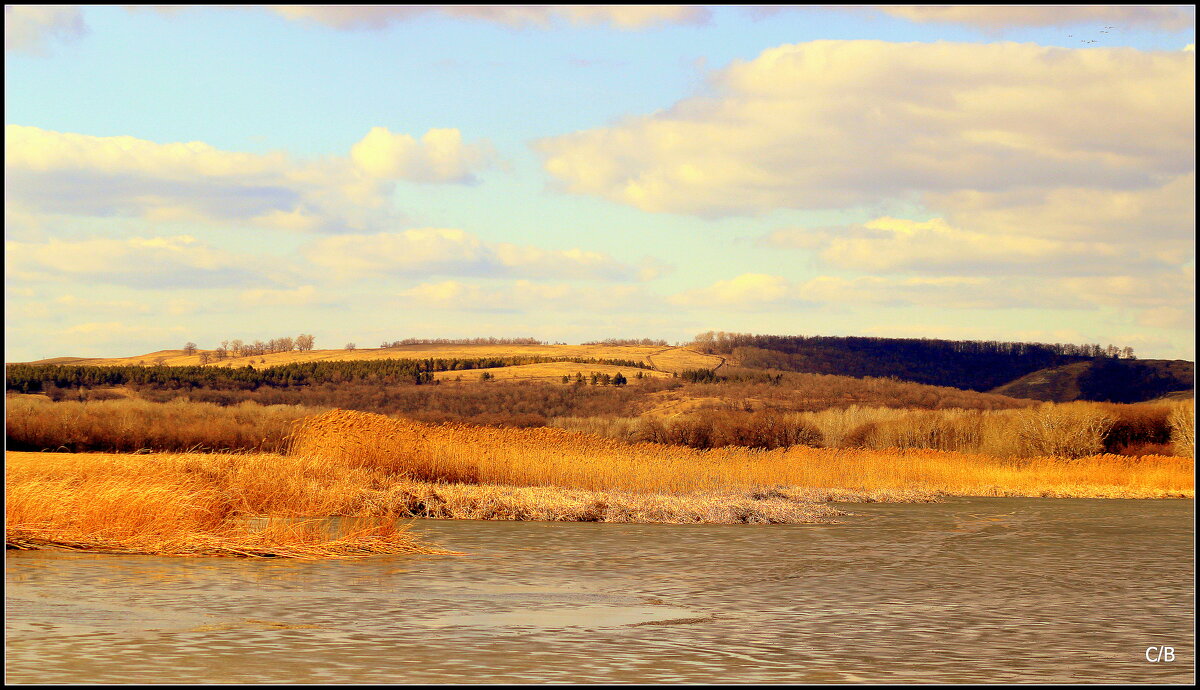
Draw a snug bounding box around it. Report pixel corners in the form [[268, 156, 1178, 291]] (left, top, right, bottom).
[[290, 410, 1194, 499], [5, 451, 444, 558], [552, 400, 1195, 458], [5, 396, 325, 453]]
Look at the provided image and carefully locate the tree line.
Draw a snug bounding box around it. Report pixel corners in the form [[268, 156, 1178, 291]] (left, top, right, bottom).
[[7, 356, 654, 393], [580, 338, 670, 347], [688, 331, 1138, 392], [182, 334, 315, 363], [379, 337, 545, 348]]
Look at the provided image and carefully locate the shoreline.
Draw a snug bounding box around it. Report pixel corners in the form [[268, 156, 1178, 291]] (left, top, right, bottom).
[[5, 448, 1193, 559]]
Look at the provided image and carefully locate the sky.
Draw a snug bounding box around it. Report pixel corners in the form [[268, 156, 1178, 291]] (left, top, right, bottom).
[[4, 5, 1196, 361]]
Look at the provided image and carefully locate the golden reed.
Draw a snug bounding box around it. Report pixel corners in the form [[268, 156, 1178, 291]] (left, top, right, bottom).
[[289, 410, 1194, 499], [5, 450, 445, 558]]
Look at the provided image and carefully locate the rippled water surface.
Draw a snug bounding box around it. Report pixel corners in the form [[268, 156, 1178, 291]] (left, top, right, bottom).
[[6, 498, 1194, 683]]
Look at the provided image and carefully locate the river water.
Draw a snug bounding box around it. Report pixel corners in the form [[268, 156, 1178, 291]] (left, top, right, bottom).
[[5, 498, 1194, 683]]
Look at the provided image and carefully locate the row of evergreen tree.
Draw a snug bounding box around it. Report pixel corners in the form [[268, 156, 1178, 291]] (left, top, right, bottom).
[[7, 356, 654, 393]]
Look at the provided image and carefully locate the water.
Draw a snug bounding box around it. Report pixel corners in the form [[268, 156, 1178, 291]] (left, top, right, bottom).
[[6, 498, 1194, 683]]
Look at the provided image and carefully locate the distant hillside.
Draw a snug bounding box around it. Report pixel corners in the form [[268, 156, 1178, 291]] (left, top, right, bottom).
[[21, 344, 722, 374], [692, 331, 1130, 392], [991, 359, 1194, 403]]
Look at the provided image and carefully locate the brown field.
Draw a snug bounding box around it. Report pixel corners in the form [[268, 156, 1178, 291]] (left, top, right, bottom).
[[24, 344, 724, 373]]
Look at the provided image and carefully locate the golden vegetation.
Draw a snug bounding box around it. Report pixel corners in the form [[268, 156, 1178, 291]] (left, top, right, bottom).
[[5, 451, 443, 558], [552, 400, 1193, 459], [290, 410, 1193, 499], [1168, 400, 1195, 458], [5, 396, 325, 453]]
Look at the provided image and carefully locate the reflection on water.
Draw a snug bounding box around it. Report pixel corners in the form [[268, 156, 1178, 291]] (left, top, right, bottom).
[[6, 498, 1194, 683]]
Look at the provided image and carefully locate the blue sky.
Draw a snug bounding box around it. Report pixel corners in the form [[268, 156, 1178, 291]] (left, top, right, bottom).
[[5, 5, 1196, 361]]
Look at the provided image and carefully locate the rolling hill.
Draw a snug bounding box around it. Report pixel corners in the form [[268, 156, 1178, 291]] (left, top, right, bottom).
[[990, 359, 1194, 403]]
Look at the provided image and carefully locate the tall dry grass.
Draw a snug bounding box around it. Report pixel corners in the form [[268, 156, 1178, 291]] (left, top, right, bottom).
[[1168, 400, 1195, 458], [551, 401, 1188, 458], [5, 396, 324, 453], [5, 450, 442, 558], [291, 410, 1193, 499]]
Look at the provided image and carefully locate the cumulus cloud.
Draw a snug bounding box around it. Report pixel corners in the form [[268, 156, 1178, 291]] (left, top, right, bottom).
[[5, 125, 498, 234], [304, 228, 641, 282], [926, 173, 1195, 243], [5, 6, 87, 54], [873, 5, 1195, 31], [668, 273, 792, 307], [536, 40, 1194, 217], [350, 127, 496, 184], [4, 235, 285, 289], [267, 5, 709, 30], [398, 279, 656, 312], [762, 216, 1184, 276]]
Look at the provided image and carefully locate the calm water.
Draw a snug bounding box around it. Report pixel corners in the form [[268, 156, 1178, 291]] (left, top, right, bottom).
[[5, 498, 1194, 684]]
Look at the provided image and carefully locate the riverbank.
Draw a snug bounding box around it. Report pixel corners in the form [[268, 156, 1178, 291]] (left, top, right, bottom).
[[291, 410, 1195, 499]]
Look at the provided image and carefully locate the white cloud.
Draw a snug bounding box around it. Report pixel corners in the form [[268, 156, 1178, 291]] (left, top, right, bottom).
[[926, 173, 1195, 243], [398, 280, 655, 312], [5, 124, 498, 234], [5, 6, 86, 54], [668, 273, 792, 307], [350, 127, 497, 184], [763, 215, 1185, 276], [304, 228, 640, 282], [4, 235, 285, 289], [267, 5, 710, 30], [873, 5, 1195, 31], [536, 41, 1194, 217], [669, 270, 1197, 312]]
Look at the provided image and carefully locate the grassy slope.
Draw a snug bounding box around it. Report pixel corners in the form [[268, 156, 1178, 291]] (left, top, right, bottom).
[[22, 344, 722, 373]]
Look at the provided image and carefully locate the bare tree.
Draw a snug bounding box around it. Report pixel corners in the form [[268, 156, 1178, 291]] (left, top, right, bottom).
[[182, 342, 197, 356], [296, 333, 315, 351], [199, 351, 211, 365], [345, 343, 357, 350]]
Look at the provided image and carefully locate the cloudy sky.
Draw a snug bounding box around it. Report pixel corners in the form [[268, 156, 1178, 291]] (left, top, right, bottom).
[[5, 5, 1195, 361]]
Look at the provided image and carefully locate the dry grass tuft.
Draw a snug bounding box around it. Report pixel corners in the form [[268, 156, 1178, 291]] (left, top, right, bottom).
[[1168, 400, 1195, 458], [5, 451, 444, 558]]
